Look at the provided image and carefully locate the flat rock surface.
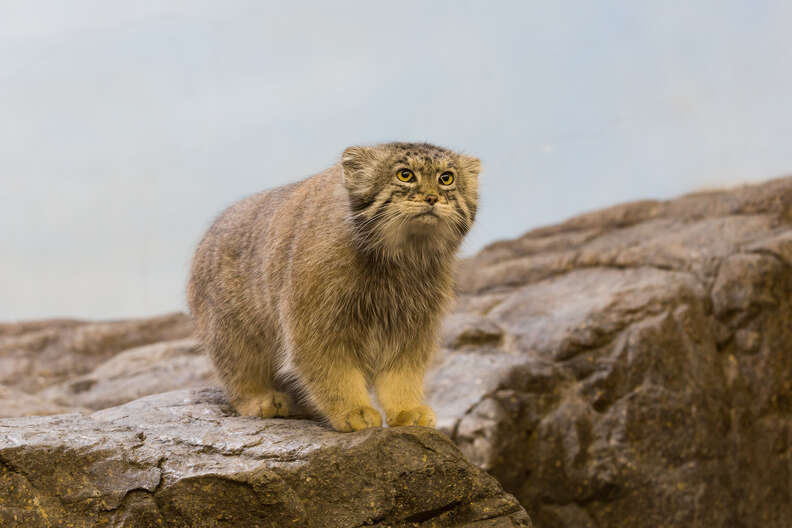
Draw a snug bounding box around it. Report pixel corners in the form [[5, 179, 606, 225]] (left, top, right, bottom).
[[427, 176, 792, 527], [0, 388, 531, 528]]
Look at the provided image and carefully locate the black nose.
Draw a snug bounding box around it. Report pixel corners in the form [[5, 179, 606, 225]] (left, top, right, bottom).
[[425, 194, 439, 206]]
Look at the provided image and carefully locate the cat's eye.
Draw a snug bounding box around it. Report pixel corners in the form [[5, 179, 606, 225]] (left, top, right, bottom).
[[397, 169, 415, 183], [439, 172, 455, 185]]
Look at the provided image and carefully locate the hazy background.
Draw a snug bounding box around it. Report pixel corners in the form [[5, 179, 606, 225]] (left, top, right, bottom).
[[2, 1, 791, 320]]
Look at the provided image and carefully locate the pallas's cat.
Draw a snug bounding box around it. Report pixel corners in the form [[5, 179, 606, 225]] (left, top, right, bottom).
[[188, 142, 479, 431]]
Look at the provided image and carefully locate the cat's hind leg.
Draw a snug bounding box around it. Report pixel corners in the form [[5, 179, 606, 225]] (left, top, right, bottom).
[[204, 320, 290, 418]]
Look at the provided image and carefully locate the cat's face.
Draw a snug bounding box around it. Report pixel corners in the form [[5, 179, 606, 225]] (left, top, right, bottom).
[[342, 142, 480, 260]]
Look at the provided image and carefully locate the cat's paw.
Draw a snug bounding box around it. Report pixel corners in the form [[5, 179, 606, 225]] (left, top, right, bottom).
[[387, 405, 436, 428], [333, 406, 382, 432], [235, 392, 290, 418]]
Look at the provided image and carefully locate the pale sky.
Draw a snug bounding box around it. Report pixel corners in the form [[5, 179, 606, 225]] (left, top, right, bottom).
[[2, 1, 791, 320]]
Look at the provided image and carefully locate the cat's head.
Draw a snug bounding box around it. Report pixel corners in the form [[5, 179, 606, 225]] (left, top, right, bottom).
[[341, 142, 480, 261]]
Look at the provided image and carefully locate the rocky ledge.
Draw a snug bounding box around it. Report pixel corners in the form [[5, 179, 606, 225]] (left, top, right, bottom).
[[0, 388, 530, 527]]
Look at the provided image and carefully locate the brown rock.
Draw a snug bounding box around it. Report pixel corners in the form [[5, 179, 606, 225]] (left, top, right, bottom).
[[38, 338, 216, 411], [0, 312, 193, 394], [0, 384, 86, 418], [0, 388, 531, 527], [429, 176, 792, 527], [0, 319, 83, 338]]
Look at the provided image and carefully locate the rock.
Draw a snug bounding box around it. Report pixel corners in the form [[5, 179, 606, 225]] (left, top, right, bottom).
[[0, 319, 83, 338], [0, 384, 87, 418], [0, 312, 193, 394], [427, 176, 792, 527], [0, 388, 531, 527], [38, 338, 216, 411]]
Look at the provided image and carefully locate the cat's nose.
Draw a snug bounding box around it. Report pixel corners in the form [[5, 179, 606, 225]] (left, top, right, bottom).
[[424, 194, 439, 206]]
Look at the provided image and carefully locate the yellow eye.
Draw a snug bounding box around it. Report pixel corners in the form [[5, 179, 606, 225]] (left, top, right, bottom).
[[397, 169, 415, 182], [439, 172, 454, 185]]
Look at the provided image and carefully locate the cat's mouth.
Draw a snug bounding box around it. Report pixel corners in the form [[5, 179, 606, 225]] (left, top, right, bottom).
[[411, 210, 440, 224]]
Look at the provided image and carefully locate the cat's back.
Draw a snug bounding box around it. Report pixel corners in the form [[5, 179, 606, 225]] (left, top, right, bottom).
[[211, 165, 344, 246], [188, 167, 348, 319], [187, 177, 299, 312], [212, 179, 301, 241]]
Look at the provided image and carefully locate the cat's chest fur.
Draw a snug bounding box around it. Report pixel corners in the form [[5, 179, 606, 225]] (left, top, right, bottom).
[[350, 260, 448, 333], [339, 260, 450, 370], [291, 249, 452, 362]]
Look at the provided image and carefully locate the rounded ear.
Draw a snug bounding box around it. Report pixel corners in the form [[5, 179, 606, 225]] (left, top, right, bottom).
[[460, 155, 481, 179], [342, 146, 377, 189]]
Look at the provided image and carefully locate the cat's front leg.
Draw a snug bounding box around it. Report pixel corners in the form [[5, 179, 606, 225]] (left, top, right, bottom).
[[375, 365, 436, 428], [294, 351, 382, 432]]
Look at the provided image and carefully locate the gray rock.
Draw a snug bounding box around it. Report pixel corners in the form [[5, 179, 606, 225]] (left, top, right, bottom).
[[0, 388, 531, 527], [428, 176, 792, 527]]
